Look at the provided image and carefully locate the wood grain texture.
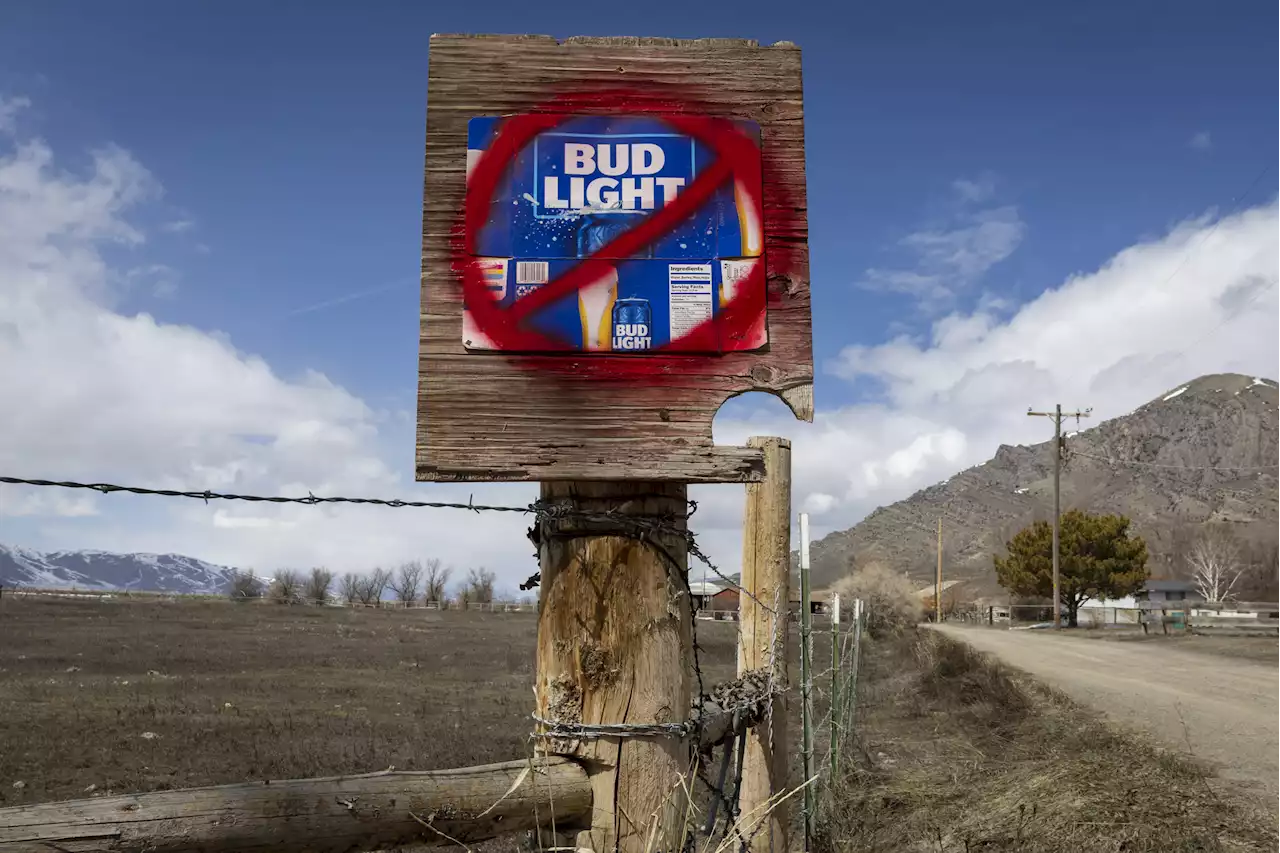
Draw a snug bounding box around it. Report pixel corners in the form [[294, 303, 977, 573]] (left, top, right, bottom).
[[534, 481, 693, 852], [0, 759, 589, 853], [419, 35, 813, 483], [736, 437, 792, 852]]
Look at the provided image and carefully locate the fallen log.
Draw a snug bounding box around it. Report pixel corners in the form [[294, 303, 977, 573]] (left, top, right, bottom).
[[0, 758, 590, 853], [0, 685, 761, 853]]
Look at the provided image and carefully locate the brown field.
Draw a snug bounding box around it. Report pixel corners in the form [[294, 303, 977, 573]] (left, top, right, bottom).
[[2, 595, 1275, 852], [0, 595, 748, 807]]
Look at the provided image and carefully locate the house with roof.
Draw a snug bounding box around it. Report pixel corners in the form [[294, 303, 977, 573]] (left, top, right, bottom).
[[1138, 579, 1201, 604]]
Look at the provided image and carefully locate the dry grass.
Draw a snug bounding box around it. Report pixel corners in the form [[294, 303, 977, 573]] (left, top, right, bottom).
[[1070, 629, 1279, 663], [816, 628, 1277, 853], [0, 595, 749, 809], [17, 594, 1263, 852]]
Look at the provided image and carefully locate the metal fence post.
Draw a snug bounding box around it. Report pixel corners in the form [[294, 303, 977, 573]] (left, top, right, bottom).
[[829, 592, 841, 782], [799, 512, 815, 853]]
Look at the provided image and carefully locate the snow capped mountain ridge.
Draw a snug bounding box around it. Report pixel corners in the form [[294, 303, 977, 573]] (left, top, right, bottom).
[[0, 543, 240, 594]]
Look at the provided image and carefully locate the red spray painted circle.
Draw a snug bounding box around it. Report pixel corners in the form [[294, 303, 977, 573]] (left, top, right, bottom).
[[456, 91, 767, 365]]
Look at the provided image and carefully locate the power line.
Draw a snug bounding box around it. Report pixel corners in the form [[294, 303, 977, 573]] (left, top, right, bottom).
[[1157, 163, 1272, 297], [1160, 163, 1276, 364]]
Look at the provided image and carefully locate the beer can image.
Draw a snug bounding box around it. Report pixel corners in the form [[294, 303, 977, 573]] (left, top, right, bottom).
[[611, 298, 653, 351]]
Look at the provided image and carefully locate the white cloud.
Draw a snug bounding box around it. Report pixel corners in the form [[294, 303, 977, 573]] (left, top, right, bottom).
[[952, 176, 996, 203], [161, 218, 195, 233], [1, 490, 99, 518], [1, 104, 1275, 597], [124, 263, 179, 298], [705, 199, 1279, 572], [860, 181, 1025, 307], [900, 205, 1024, 279], [0, 96, 31, 135], [1189, 131, 1212, 151], [0, 115, 538, 591]]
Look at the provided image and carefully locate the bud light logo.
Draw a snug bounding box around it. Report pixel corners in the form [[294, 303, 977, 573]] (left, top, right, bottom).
[[541, 142, 688, 214], [611, 298, 652, 351]]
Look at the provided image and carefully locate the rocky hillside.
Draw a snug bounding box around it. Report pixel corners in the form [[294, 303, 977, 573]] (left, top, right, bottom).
[[0, 544, 238, 594], [809, 374, 1278, 596]]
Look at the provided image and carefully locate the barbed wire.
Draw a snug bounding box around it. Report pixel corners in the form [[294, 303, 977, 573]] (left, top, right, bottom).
[[531, 715, 696, 741], [0, 474, 779, 616], [0, 475, 631, 515], [3, 471, 867, 853]]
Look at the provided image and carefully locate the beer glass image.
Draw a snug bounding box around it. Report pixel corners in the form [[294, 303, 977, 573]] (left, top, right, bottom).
[[577, 268, 618, 352]]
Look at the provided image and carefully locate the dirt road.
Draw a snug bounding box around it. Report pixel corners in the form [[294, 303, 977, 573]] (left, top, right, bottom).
[[934, 625, 1279, 801]]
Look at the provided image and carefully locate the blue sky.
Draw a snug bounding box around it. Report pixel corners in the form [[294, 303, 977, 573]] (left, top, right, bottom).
[[1, 0, 1276, 586]]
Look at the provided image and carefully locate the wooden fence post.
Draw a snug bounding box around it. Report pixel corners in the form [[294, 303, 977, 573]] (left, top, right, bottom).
[[737, 436, 792, 853], [534, 481, 693, 853]]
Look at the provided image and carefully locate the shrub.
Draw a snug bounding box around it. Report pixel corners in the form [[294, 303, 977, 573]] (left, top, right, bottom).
[[268, 569, 304, 604], [227, 569, 263, 602], [305, 568, 333, 605], [831, 562, 924, 638]]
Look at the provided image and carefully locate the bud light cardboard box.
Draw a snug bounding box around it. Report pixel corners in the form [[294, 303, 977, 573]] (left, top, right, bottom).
[[463, 115, 766, 354]]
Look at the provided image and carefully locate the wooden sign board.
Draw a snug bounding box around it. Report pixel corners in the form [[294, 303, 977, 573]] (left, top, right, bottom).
[[419, 35, 812, 483]]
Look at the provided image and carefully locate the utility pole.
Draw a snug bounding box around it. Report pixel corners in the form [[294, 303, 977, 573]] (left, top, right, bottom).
[[935, 516, 943, 624], [1027, 403, 1092, 628]]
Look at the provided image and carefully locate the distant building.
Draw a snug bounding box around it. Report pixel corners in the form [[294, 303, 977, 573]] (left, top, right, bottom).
[[710, 588, 740, 613], [1138, 579, 1202, 604], [688, 579, 723, 611], [788, 592, 825, 616], [1080, 579, 1204, 612]]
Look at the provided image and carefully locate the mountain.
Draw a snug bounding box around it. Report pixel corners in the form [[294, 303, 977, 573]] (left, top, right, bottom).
[[808, 373, 1279, 597], [0, 544, 239, 594]]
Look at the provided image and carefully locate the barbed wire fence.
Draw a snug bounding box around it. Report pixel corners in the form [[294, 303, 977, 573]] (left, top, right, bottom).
[[1, 472, 865, 852]]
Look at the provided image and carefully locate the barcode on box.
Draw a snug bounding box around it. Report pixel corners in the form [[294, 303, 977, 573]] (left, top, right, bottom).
[[516, 261, 549, 284]]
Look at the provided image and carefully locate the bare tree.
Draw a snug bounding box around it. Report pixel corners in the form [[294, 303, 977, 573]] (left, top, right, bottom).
[[464, 567, 496, 605], [423, 559, 451, 605], [390, 561, 425, 604], [354, 567, 392, 607], [1237, 539, 1280, 602], [227, 569, 263, 602], [269, 569, 304, 604], [339, 573, 361, 605], [306, 567, 334, 605], [1187, 525, 1245, 602], [371, 567, 392, 603], [353, 574, 378, 606]]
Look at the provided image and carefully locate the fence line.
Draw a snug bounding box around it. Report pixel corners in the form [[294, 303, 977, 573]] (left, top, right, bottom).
[[7, 468, 873, 850], [0, 473, 770, 615]]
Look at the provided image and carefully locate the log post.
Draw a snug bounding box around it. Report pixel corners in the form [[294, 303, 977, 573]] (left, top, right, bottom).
[[534, 482, 693, 853], [736, 437, 792, 852]]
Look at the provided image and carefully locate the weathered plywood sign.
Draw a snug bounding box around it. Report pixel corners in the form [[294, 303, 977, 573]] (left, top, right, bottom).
[[419, 35, 812, 483]]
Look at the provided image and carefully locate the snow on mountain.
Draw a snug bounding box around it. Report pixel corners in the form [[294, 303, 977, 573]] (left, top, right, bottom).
[[0, 544, 240, 594]]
